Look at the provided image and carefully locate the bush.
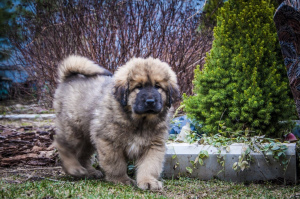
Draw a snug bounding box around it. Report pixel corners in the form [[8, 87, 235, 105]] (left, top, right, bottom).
[[183, 0, 296, 137]]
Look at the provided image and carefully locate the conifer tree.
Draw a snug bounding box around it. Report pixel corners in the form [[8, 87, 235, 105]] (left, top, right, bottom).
[[198, 0, 224, 33], [183, 0, 295, 137]]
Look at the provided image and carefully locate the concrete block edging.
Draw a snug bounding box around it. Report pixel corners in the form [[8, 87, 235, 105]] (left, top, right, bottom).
[[163, 142, 297, 183]]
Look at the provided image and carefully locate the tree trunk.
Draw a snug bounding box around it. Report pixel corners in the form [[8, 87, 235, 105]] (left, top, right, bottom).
[[274, 1, 300, 118]]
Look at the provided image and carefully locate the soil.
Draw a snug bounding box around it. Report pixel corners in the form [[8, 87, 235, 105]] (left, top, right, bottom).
[[0, 166, 65, 184]]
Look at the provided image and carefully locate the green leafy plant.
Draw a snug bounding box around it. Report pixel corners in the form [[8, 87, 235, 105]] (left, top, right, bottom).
[[252, 138, 289, 170], [232, 147, 251, 172], [185, 131, 201, 144], [198, 0, 224, 33], [196, 150, 209, 166], [171, 153, 181, 173], [127, 163, 136, 177], [174, 128, 290, 174], [183, 0, 296, 138], [186, 150, 209, 174]]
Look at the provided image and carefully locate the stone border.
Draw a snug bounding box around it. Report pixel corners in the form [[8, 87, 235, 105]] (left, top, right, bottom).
[[163, 143, 297, 183], [0, 114, 56, 120]]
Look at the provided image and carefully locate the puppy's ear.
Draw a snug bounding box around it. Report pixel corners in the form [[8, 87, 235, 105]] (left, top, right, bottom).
[[167, 84, 181, 108], [114, 83, 129, 107]]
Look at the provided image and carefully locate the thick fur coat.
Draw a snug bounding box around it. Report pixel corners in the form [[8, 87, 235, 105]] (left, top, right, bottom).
[[53, 55, 180, 190]]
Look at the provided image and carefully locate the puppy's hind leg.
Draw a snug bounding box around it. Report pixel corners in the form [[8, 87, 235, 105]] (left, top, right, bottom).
[[54, 138, 89, 178], [77, 141, 104, 178]]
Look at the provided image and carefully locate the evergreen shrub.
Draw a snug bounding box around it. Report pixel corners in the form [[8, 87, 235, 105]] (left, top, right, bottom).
[[183, 0, 296, 137]]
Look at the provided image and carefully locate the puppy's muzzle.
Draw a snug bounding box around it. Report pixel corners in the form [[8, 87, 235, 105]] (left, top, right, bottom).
[[144, 98, 159, 113], [133, 87, 162, 114]]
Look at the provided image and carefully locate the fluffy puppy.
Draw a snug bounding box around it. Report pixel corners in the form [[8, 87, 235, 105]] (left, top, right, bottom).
[[53, 55, 180, 190]]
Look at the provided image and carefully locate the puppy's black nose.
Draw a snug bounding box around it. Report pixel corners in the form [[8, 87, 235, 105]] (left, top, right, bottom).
[[145, 99, 155, 106]]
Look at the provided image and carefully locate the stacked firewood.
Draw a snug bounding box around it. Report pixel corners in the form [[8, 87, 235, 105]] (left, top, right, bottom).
[[0, 125, 58, 167]]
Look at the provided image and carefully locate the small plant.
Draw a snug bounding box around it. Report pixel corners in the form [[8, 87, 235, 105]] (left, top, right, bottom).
[[186, 150, 209, 174], [232, 147, 252, 172], [173, 126, 290, 175], [252, 138, 289, 170], [196, 150, 209, 166], [185, 131, 200, 144], [127, 162, 135, 177], [172, 154, 180, 171]]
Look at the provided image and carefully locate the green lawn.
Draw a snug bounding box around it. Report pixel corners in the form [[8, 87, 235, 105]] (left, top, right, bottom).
[[1, 177, 299, 199]]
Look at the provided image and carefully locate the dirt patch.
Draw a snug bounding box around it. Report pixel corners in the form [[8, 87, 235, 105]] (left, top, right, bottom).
[[0, 166, 66, 184]]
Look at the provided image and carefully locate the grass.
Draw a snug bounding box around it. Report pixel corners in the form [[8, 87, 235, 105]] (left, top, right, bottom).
[[1, 177, 299, 199], [0, 100, 55, 115], [0, 118, 55, 127]]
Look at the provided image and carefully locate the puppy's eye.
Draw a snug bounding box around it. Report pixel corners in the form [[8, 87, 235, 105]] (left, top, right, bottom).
[[135, 84, 143, 90], [155, 83, 161, 89]]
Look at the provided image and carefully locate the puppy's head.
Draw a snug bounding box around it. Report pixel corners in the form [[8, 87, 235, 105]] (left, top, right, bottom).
[[114, 57, 180, 117]]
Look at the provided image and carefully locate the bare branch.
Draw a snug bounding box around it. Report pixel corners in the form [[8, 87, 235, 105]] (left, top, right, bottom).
[[8, 0, 213, 106]]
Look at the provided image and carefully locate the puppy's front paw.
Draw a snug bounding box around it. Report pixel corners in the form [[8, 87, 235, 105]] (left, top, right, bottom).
[[137, 179, 163, 190]]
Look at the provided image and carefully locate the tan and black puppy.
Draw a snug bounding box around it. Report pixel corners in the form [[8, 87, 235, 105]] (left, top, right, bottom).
[[53, 55, 180, 190]]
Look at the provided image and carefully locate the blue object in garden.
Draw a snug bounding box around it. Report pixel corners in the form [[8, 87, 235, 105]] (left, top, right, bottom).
[[169, 115, 202, 134], [292, 124, 300, 138]]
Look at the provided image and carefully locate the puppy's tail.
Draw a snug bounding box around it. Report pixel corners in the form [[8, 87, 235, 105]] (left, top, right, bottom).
[[57, 55, 112, 83]]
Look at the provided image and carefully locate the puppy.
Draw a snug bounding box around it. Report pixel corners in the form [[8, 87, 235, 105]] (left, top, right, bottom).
[[53, 55, 180, 190]]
